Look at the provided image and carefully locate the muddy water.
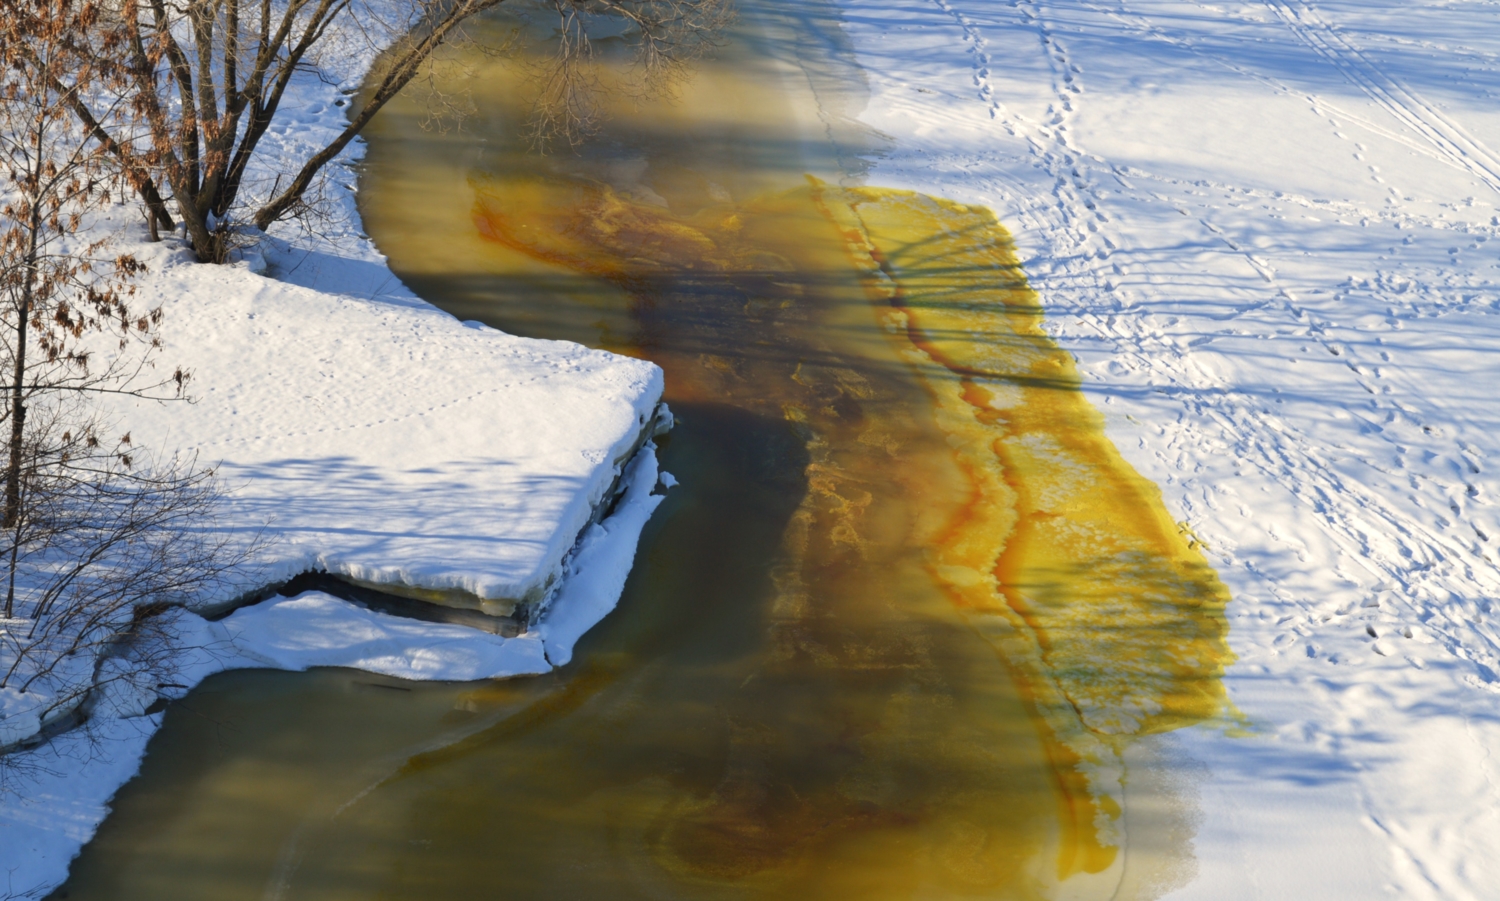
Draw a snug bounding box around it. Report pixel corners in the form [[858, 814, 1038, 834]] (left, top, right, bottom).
[[54, 3, 1233, 899]]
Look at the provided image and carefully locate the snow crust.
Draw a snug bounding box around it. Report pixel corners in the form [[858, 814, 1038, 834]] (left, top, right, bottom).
[[534, 439, 666, 666], [222, 441, 666, 679], [827, 0, 1500, 897]]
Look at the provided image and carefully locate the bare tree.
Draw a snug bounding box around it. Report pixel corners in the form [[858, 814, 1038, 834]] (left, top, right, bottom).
[[0, 0, 174, 553], [50, 0, 732, 262], [525, 0, 733, 148], [0, 0, 247, 765]]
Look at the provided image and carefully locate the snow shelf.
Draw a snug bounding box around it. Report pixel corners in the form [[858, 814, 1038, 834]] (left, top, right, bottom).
[[106, 238, 665, 619], [0, 422, 666, 891]]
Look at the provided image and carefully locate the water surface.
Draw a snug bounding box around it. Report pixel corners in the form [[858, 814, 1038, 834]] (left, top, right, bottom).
[[55, 3, 1233, 899]]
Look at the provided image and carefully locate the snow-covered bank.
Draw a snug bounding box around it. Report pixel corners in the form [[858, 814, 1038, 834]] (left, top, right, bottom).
[[0, 102, 666, 752], [109, 233, 663, 616], [828, 0, 1500, 897], [0, 438, 667, 898]]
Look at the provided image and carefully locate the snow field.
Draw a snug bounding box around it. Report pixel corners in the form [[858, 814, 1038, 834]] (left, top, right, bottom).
[[832, 0, 1500, 897]]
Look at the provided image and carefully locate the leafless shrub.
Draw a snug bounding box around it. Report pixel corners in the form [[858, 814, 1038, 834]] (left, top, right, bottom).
[[0, 402, 247, 731]]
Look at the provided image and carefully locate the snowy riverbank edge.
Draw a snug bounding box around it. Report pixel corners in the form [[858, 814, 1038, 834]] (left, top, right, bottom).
[[0, 440, 668, 899], [828, 0, 1500, 898]]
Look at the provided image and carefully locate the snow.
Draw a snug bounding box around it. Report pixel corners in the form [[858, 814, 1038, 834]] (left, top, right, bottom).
[[109, 235, 663, 611], [221, 594, 551, 678], [0, 719, 159, 900], [827, 0, 1500, 897], [0, 442, 669, 897], [534, 440, 666, 666], [0, 0, 672, 894]]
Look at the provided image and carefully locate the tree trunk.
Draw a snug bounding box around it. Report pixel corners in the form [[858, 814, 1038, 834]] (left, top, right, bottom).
[[2, 204, 38, 619], [176, 188, 219, 262], [4, 215, 37, 532]]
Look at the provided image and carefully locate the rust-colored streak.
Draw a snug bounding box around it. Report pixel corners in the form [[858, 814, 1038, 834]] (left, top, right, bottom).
[[818, 184, 1235, 877], [465, 173, 1235, 894]]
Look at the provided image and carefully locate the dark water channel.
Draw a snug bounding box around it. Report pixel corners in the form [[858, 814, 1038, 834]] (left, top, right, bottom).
[[53, 3, 1234, 899]]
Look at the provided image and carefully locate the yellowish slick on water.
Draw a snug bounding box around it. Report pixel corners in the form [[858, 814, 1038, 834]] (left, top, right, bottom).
[[469, 169, 1235, 893]]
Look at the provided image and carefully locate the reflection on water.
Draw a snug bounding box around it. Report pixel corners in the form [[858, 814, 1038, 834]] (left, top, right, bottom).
[[54, 2, 1233, 899]]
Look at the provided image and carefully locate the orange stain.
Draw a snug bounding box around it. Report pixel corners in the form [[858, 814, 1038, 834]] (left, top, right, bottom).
[[468, 174, 1235, 894]]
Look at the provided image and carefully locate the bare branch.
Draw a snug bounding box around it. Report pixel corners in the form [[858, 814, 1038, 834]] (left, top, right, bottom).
[[32, 0, 731, 259]]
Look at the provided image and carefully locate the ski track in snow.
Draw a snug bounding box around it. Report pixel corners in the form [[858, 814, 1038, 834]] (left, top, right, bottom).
[[1262, 0, 1500, 193], [847, 0, 1500, 896]]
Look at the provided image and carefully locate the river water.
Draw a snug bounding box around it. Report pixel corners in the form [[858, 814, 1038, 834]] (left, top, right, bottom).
[[53, 3, 1235, 899]]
